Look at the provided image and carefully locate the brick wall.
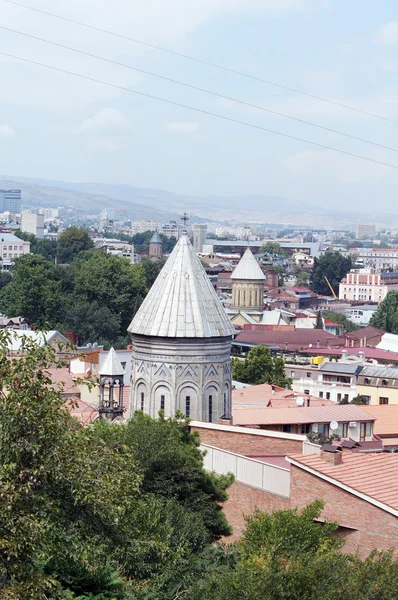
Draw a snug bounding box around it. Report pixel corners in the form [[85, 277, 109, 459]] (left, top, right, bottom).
[[290, 465, 398, 558], [191, 425, 303, 455], [223, 480, 290, 542]]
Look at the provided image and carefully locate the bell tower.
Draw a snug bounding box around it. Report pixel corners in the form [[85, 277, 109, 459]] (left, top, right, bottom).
[[99, 347, 125, 421]]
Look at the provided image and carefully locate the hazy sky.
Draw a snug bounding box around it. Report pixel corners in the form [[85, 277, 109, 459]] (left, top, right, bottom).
[[1, 0, 398, 210]]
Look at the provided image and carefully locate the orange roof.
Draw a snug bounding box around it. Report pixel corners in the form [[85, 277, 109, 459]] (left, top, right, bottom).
[[46, 366, 80, 396], [66, 397, 98, 426], [361, 405, 398, 436], [232, 404, 375, 427], [382, 438, 398, 447], [232, 382, 333, 408], [288, 452, 398, 512]]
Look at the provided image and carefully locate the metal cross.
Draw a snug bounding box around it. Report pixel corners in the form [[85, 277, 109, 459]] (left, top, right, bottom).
[[181, 212, 189, 233]]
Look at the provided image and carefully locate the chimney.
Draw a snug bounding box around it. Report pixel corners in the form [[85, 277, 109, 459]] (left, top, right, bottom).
[[307, 397, 310, 407], [341, 349, 348, 360], [320, 446, 343, 465], [219, 415, 233, 426]]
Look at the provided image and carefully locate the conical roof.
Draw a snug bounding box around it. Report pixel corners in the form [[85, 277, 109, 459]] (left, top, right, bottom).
[[128, 235, 235, 338], [99, 347, 125, 376], [150, 231, 162, 245], [231, 247, 266, 281]]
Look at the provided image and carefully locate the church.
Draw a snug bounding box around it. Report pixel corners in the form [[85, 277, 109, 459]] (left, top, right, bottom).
[[126, 231, 236, 422]]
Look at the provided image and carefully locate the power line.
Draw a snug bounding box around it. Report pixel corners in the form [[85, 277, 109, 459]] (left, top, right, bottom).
[[4, 0, 398, 126], [2, 24, 397, 155], [1, 50, 398, 172]]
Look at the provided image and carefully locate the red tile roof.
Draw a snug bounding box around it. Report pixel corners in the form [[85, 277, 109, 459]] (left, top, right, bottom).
[[232, 382, 333, 408], [361, 405, 398, 436], [47, 367, 80, 396], [66, 398, 98, 426], [302, 346, 398, 362], [288, 452, 398, 512], [232, 404, 374, 426], [235, 329, 335, 350]]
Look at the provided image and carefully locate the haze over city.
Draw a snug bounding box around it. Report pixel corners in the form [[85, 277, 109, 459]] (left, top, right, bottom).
[[1, 0, 398, 212]]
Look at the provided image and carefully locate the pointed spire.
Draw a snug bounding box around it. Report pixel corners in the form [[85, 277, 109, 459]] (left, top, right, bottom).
[[99, 347, 125, 376], [231, 247, 266, 281], [128, 235, 235, 338], [150, 231, 162, 244]]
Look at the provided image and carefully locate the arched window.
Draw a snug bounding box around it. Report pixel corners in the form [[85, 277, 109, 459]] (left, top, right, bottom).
[[364, 378, 370, 385], [382, 379, 388, 386]]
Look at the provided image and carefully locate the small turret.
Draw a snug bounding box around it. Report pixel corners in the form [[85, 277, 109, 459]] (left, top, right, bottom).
[[98, 347, 125, 420]]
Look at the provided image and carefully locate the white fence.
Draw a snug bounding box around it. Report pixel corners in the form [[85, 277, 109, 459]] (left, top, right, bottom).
[[201, 444, 290, 498], [302, 440, 321, 455]]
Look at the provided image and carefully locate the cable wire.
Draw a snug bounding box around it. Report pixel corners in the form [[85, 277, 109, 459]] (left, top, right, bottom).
[[4, 0, 398, 126], [1, 50, 398, 172], [1, 24, 397, 154]]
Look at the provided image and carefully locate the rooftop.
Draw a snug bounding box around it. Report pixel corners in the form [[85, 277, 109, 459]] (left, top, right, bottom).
[[288, 452, 398, 514], [149, 231, 162, 245], [99, 347, 125, 376], [232, 404, 375, 426], [319, 362, 363, 375], [128, 234, 236, 338], [361, 405, 398, 436], [360, 365, 398, 379], [234, 329, 334, 350], [230, 247, 266, 281], [232, 382, 333, 408]]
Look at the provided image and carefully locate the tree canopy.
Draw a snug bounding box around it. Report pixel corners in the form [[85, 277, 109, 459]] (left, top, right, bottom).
[[323, 310, 360, 332], [260, 241, 285, 255], [232, 345, 292, 387], [311, 252, 352, 296], [370, 290, 398, 333], [57, 227, 94, 264]]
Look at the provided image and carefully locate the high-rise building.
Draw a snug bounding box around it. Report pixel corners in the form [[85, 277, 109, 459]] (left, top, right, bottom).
[[0, 190, 21, 213], [355, 221, 376, 240], [192, 223, 207, 253]]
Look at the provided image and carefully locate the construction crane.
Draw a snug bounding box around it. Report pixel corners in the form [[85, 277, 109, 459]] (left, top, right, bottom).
[[324, 276, 337, 300]]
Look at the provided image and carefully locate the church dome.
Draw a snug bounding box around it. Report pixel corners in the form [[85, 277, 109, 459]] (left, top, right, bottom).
[[149, 231, 162, 245], [231, 247, 266, 281], [128, 234, 235, 338]]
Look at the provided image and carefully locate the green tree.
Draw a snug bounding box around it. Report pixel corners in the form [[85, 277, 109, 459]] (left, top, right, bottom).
[[15, 230, 58, 262], [296, 270, 310, 285], [323, 310, 360, 332], [232, 345, 292, 387], [190, 501, 398, 600], [260, 241, 285, 255], [57, 227, 94, 264], [370, 290, 398, 333], [339, 394, 369, 406], [141, 257, 166, 287], [0, 254, 64, 326], [311, 252, 352, 296], [314, 310, 323, 329]]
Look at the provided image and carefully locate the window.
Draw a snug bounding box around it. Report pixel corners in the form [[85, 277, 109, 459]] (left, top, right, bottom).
[[19, 245, 23, 251], [121, 362, 126, 370], [382, 379, 388, 387], [343, 394, 349, 402], [8, 246, 12, 250], [223, 392, 227, 415], [185, 396, 190, 417], [338, 422, 348, 437], [360, 421, 372, 441], [13, 246, 17, 251], [379, 397, 389, 405], [140, 392, 144, 411], [326, 392, 330, 400], [283, 424, 292, 433], [304, 389, 310, 395], [337, 393, 341, 402], [290, 370, 295, 377], [364, 378, 370, 385], [160, 394, 165, 411], [319, 391, 323, 398], [318, 423, 329, 436], [208, 395, 213, 423], [306, 372, 311, 378], [300, 424, 311, 434]]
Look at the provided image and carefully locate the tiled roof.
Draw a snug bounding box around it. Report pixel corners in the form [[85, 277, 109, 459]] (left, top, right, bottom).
[[319, 362, 362, 375], [149, 231, 162, 244], [361, 405, 398, 436], [232, 404, 375, 426], [235, 329, 334, 350], [288, 452, 398, 513], [232, 382, 333, 408], [47, 366, 80, 396], [344, 326, 385, 340], [231, 247, 266, 281], [303, 346, 398, 362], [360, 365, 398, 379], [128, 234, 236, 338], [66, 398, 98, 426]]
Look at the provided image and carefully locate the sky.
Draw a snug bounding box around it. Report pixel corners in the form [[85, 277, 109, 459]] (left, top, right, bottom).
[[1, 0, 398, 211]]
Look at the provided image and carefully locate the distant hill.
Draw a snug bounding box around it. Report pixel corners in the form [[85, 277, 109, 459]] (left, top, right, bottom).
[[2, 175, 392, 227]]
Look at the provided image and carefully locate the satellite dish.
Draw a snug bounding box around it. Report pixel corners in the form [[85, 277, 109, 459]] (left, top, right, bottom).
[[330, 420, 338, 431], [296, 397, 304, 406], [308, 343, 313, 348]]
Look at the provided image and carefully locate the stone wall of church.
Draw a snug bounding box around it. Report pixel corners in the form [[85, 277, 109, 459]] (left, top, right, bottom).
[[231, 280, 264, 311], [129, 334, 232, 422]]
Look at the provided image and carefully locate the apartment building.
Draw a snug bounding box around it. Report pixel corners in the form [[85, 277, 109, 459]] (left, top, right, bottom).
[[0, 233, 30, 268], [356, 366, 398, 405], [286, 361, 362, 403], [0, 189, 21, 213], [350, 247, 398, 271], [339, 268, 398, 302], [355, 221, 376, 240]]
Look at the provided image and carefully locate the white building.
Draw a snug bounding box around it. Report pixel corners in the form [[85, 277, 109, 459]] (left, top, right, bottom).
[[192, 223, 207, 253], [0, 233, 30, 268], [355, 221, 376, 240], [130, 219, 161, 235], [128, 233, 236, 422], [350, 247, 398, 271], [21, 211, 45, 239]]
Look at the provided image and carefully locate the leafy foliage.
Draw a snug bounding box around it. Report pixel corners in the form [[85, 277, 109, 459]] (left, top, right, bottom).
[[311, 252, 352, 296], [15, 230, 58, 262], [323, 310, 360, 332], [339, 394, 369, 405], [370, 290, 398, 333], [57, 227, 94, 264], [314, 310, 323, 329], [232, 345, 292, 388], [260, 241, 285, 255]]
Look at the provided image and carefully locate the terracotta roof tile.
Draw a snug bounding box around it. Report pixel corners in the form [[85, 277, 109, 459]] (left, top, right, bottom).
[[288, 452, 398, 512], [232, 382, 333, 408], [361, 405, 398, 436], [232, 404, 374, 426]]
